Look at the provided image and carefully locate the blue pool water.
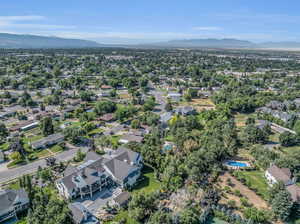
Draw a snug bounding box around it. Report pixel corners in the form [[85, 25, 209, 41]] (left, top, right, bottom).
[[226, 161, 248, 167]]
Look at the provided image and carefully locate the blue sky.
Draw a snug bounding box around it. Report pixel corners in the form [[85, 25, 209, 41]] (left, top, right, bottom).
[[1, 0, 300, 44]]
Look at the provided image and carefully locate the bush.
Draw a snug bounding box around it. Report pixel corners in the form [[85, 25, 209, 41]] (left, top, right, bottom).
[[28, 154, 38, 161]]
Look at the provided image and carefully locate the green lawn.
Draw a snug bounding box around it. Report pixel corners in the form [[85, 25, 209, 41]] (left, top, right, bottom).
[[34, 149, 52, 158], [235, 170, 270, 200], [131, 166, 161, 194], [0, 142, 9, 151], [106, 166, 161, 224], [88, 128, 103, 136], [49, 145, 63, 153]]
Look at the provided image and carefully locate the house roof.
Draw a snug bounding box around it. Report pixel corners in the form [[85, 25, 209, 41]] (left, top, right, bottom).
[[99, 113, 115, 121], [68, 202, 98, 224], [119, 134, 143, 143], [59, 147, 140, 191], [104, 158, 134, 182], [267, 165, 292, 185], [0, 189, 28, 214], [113, 191, 130, 205], [31, 133, 64, 148], [286, 184, 300, 202]]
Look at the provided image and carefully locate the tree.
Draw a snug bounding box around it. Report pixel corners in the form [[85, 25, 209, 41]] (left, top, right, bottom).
[[294, 120, 300, 136], [243, 124, 268, 144], [40, 116, 54, 136], [147, 211, 172, 224], [131, 119, 140, 129], [165, 102, 173, 112], [94, 101, 116, 115], [129, 192, 158, 222], [279, 131, 298, 147], [10, 138, 26, 157], [179, 208, 200, 224], [244, 207, 271, 223], [270, 184, 293, 221], [27, 188, 72, 224], [0, 123, 8, 141]]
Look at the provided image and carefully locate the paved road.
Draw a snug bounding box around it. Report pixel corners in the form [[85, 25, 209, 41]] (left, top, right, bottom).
[[150, 89, 167, 114], [0, 146, 89, 184]]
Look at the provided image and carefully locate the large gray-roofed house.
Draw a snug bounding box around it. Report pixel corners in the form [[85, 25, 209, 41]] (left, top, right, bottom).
[[0, 189, 29, 223], [56, 147, 142, 200]]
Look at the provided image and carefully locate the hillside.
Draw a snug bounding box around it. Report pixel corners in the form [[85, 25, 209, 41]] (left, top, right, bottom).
[[0, 33, 103, 48]]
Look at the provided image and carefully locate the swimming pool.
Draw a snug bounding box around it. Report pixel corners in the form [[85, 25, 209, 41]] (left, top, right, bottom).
[[226, 161, 249, 168]]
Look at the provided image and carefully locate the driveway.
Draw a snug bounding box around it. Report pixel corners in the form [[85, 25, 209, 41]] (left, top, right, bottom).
[[0, 146, 89, 184], [76, 187, 122, 215]]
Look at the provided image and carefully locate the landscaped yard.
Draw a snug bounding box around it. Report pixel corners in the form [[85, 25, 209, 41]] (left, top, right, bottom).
[[131, 166, 161, 194], [106, 166, 161, 224], [234, 170, 270, 200]]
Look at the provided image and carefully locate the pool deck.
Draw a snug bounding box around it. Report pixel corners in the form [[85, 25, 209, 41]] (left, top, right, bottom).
[[223, 160, 251, 170]]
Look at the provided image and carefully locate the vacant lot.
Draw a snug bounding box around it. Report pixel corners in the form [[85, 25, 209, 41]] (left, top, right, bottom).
[[181, 98, 215, 111], [219, 172, 269, 210]]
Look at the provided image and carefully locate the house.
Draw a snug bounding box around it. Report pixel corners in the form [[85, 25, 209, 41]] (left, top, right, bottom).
[[265, 165, 294, 186], [68, 202, 99, 224], [31, 133, 64, 150], [174, 106, 195, 116], [99, 113, 115, 122], [0, 189, 29, 223], [101, 85, 113, 90], [0, 105, 26, 119], [119, 135, 144, 144], [167, 92, 181, 102], [160, 112, 173, 126], [97, 91, 110, 97], [56, 147, 142, 199], [286, 184, 300, 202], [112, 191, 131, 208]]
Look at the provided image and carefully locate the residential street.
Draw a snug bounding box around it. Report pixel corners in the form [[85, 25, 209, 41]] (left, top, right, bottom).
[[0, 146, 89, 184]]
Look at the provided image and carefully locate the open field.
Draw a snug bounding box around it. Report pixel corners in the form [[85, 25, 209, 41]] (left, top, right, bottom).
[[181, 98, 215, 111], [219, 172, 269, 210]]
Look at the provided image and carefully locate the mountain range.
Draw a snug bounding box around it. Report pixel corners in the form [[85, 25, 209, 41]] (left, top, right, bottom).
[[1, 33, 300, 49], [0, 33, 102, 48]]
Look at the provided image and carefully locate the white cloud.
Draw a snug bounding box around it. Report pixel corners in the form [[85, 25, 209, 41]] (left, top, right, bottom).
[[192, 26, 221, 31], [0, 15, 75, 30], [0, 15, 45, 22]]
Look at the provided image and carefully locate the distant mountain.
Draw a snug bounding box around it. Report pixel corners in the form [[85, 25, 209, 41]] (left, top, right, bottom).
[[259, 41, 300, 49], [0, 33, 103, 48], [146, 38, 256, 48]]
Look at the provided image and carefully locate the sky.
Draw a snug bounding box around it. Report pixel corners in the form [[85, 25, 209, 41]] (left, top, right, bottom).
[[1, 0, 300, 44]]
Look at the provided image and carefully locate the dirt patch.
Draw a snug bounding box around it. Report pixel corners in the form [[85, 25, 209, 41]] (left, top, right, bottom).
[[181, 98, 216, 111], [218, 172, 269, 210]]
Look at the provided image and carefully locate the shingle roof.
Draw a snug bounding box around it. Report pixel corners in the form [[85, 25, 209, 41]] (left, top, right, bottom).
[[113, 191, 130, 205], [286, 184, 300, 202], [0, 189, 28, 214], [267, 165, 292, 185]]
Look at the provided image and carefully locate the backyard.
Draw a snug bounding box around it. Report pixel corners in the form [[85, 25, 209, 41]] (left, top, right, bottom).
[[106, 165, 160, 224], [233, 170, 270, 201]]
